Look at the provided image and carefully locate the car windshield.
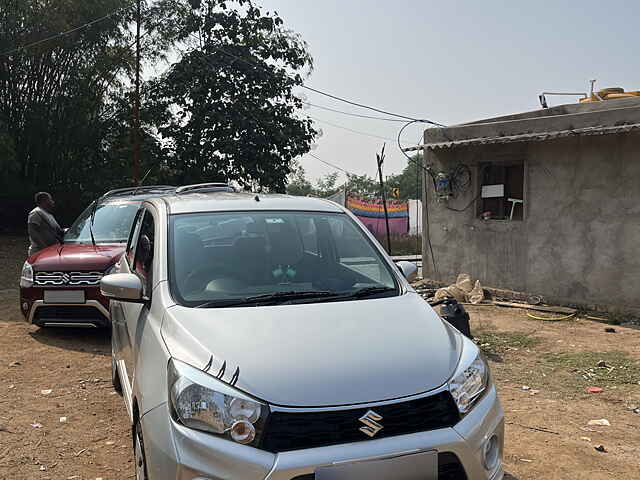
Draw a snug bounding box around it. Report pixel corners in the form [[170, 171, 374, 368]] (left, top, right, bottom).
[[169, 211, 398, 307], [64, 201, 141, 244]]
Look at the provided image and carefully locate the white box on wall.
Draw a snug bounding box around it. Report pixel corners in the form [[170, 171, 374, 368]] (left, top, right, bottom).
[[481, 184, 504, 198]]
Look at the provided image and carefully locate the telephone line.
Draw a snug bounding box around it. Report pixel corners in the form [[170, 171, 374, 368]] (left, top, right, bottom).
[[307, 153, 358, 176], [304, 102, 407, 122], [310, 115, 410, 144], [0, 3, 136, 57], [201, 40, 445, 126]]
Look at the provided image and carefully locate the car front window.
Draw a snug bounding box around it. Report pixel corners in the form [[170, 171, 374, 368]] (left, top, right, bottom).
[[64, 201, 141, 244], [169, 211, 398, 307]]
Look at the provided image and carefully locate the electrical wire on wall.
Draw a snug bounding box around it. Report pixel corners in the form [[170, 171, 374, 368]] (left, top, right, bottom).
[[450, 163, 472, 196], [444, 164, 489, 212], [444, 192, 481, 212], [397, 120, 439, 279]]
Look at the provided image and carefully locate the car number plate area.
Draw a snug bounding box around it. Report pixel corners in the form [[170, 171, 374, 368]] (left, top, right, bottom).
[[44, 290, 86, 304], [315, 451, 437, 480]]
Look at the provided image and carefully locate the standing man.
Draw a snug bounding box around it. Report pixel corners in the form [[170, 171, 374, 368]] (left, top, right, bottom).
[[27, 192, 64, 257]]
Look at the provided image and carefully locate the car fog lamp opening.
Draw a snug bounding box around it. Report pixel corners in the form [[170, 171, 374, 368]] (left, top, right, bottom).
[[230, 420, 256, 444], [229, 397, 261, 423], [483, 434, 501, 471], [449, 352, 489, 414]]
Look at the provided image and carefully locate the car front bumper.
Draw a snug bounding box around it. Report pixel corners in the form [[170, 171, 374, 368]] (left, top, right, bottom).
[[20, 286, 110, 327], [140, 385, 504, 480]]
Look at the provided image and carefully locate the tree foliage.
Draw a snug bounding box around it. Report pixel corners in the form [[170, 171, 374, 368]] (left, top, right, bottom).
[[149, 0, 316, 191], [0, 0, 134, 202], [288, 153, 423, 201], [0, 0, 317, 226]]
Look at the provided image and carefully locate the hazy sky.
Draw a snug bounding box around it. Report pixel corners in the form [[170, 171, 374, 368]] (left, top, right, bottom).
[[260, 0, 639, 182]]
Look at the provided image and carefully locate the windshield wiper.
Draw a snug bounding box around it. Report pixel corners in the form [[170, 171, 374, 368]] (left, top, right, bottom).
[[89, 199, 99, 248], [193, 287, 397, 309], [341, 286, 397, 299], [194, 290, 338, 308]]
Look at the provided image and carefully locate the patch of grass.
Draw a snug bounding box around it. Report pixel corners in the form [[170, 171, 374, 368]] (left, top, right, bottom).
[[376, 234, 421, 255], [474, 328, 541, 356], [544, 351, 640, 386]]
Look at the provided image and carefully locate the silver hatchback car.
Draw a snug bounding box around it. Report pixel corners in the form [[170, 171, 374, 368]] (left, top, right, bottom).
[[101, 189, 504, 480]]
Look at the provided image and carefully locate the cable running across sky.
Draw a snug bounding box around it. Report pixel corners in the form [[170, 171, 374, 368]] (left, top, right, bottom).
[[0, 3, 137, 57]]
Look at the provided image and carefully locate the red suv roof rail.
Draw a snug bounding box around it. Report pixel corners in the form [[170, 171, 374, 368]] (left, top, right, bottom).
[[175, 183, 235, 195], [102, 185, 176, 198]]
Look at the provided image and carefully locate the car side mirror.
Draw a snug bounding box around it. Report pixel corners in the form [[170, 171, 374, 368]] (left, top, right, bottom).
[[101, 273, 144, 303], [396, 261, 418, 282]]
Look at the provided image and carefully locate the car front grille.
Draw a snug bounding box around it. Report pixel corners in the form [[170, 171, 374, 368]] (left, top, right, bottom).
[[261, 391, 460, 453], [34, 271, 103, 286], [438, 452, 468, 480], [289, 452, 467, 480], [33, 305, 109, 327]]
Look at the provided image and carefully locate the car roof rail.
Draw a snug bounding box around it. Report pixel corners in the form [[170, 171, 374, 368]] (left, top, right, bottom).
[[102, 185, 176, 198], [175, 183, 236, 195]]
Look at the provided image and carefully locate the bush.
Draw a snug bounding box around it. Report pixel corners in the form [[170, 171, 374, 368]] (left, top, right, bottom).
[[375, 234, 422, 255]]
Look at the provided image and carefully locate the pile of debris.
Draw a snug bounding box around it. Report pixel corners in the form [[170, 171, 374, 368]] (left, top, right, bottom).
[[412, 273, 580, 321], [413, 273, 484, 304]]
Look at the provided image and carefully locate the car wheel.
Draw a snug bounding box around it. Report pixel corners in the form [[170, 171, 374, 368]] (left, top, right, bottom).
[[134, 421, 149, 480], [111, 350, 122, 394]]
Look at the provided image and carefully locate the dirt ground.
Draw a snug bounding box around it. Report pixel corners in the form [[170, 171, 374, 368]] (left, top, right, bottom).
[[1, 235, 639, 479]]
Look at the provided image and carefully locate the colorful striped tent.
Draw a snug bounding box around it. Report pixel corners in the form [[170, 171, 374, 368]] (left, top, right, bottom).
[[346, 195, 409, 235]]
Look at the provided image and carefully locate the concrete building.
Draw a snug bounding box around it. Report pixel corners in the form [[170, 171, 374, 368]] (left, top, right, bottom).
[[421, 97, 640, 313]]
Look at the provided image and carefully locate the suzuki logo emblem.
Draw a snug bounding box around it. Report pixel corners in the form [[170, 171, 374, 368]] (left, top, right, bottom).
[[61, 273, 71, 284], [358, 410, 383, 438]]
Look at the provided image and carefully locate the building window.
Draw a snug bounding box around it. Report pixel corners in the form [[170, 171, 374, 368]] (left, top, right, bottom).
[[478, 162, 524, 220]]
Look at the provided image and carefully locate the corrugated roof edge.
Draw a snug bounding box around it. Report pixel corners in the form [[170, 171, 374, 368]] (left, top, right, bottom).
[[425, 99, 640, 149], [427, 122, 640, 150]]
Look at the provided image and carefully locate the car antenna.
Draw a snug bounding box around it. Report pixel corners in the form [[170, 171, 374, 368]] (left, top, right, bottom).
[[134, 168, 153, 196]]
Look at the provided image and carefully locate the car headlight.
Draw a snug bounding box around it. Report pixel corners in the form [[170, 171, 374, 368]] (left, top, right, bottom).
[[168, 358, 267, 446], [20, 262, 34, 288], [449, 338, 489, 414]]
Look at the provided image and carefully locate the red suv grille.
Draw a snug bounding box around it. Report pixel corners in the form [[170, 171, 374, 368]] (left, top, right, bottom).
[[34, 271, 103, 286]]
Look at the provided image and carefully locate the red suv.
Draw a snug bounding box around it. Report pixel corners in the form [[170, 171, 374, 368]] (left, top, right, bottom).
[[19, 186, 175, 328]]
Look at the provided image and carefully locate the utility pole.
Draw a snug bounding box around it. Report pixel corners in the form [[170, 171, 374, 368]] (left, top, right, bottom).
[[376, 143, 392, 254], [132, 0, 141, 185]]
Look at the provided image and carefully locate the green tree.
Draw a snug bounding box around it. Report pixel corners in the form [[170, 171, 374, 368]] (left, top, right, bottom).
[[286, 163, 314, 197], [149, 0, 317, 191], [314, 172, 339, 197], [0, 0, 138, 205], [345, 173, 378, 196], [386, 153, 423, 200], [0, 0, 316, 227]]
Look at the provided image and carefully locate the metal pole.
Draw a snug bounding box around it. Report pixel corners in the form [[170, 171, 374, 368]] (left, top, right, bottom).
[[132, 0, 141, 185], [376, 144, 391, 254]]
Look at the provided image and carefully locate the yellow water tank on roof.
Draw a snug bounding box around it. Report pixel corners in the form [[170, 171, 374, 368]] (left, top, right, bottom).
[[598, 87, 624, 96]]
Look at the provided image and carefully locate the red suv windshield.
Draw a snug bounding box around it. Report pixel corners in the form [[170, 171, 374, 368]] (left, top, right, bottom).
[[64, 201, 141, 244]]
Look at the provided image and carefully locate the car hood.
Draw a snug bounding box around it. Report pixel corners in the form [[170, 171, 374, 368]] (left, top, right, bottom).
[[161, 293, 461, 407], [29, 243, 125, 271]]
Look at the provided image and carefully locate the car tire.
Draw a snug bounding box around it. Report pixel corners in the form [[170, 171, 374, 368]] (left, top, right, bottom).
[[111, 353, 122, 394], [134, 421, 149, 480]]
